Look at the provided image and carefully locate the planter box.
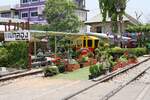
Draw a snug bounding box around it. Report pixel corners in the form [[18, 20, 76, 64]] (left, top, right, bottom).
[[82, 61, 91, 67], [128, 59, 138, 64], [65, 64, 80, 72], [81, 59, 97, 68]]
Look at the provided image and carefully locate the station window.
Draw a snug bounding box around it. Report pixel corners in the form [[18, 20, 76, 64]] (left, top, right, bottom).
[[22, 13, 28, 18], [96, 26, 102, 33], [31, 11, 38, 17], [31, 0, 38, 3], [22, 0, 29, 4]]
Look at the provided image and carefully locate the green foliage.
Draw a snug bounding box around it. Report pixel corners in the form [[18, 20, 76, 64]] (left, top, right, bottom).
[[89, 64, 104, 77], [0, 48, 8, 67], [95, 41, 110, 61], [128, 48, 147, 57], [102, 59, 111, 70], [92, 40, 114, 77], [43, 66, 59, 77], [0, 42, 28, 69], [87, 52, 94, 58], [98, 0, 127, 33], [82, 56, 89, 63], [111, 47, 126, 54], [95, 40, 111, 60], [89, 64, 106, 78], [110, 47, 147, 57], [44, 0, 82, 32], [31, 24, 49, 31], [126, 24, 150, 32], [119, 55, 128, 62], [73, 50, 81, 58]]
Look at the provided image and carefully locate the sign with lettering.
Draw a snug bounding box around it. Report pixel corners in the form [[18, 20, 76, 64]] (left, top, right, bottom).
[[4, 31, 31, 41]]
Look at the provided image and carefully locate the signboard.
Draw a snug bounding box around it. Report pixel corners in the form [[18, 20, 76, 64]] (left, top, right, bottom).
[[4, 31, 31, 41]]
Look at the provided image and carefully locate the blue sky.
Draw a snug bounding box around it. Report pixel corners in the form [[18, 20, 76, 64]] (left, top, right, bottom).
[[0, 0, 150, 23]]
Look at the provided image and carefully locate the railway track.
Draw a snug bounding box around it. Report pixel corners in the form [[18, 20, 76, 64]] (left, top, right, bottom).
[[0, 68, 43, 82], [108, 68, 150, 100], [63, 57, 150, 100]]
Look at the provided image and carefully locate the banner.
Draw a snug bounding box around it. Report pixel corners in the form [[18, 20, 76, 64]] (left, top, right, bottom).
[[4, 31, 31, 41]]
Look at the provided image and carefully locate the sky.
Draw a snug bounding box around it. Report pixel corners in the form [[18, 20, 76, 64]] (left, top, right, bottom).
[[0, 0, 150, 23], [86, 0, 150, 23]]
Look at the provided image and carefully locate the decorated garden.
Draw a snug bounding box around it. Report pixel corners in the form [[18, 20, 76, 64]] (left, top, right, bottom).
[[0, 29, 149, 80], [42, 38, 148, 80]]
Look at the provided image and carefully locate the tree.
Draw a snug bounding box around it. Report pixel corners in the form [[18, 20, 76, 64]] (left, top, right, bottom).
[[135, 11, 143, 23], [44, 0, 82, 32], [98, 0, 127, 34]]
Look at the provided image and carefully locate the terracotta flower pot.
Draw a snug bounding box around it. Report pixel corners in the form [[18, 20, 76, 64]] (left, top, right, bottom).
[[65, 64, 80, 72], [128, 59, 138, 64]]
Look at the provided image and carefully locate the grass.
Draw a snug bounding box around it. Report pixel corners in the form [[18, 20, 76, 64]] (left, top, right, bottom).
[[51, 67, 90, 80]]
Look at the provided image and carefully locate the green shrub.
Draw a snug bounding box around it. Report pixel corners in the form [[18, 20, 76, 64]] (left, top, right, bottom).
[[88, 52, 94, 58], [43, 66, 59, 77], [89, 64, 103, 77], [5, 42, 28, 69], [119, 55, 128, 62], [82, 56, 89, 62], [0, 48, 8, 67], [89, 65, 98, 76], [102, 60, 111, 70], [110, 47, 125, 54], [75, 50, 81, 57], [95, 64, 100, 75], [110, 47, 147, 57], [104, 43, 110, 48], [98, 64, 103, 73], [128, 48, 147, 57]]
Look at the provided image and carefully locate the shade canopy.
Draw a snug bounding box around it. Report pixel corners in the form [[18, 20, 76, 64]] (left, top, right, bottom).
[[30, 30, 131, 41]]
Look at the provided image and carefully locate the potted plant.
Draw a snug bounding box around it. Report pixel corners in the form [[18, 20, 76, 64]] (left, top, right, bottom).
[[65, 59, 80, 72], [88, 52, 94, 58], [128, 54, 138, 64], [80, 56, 90, 67], [57, 60, 65, 73], [43, 66, 59, 77], [89, 64, 103, 79]]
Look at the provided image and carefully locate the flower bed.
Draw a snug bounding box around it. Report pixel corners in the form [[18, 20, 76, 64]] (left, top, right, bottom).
[[112, 59, 138, 71]]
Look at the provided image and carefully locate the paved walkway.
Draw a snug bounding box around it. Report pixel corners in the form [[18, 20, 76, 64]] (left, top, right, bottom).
[[0, 74, 94, 100]]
